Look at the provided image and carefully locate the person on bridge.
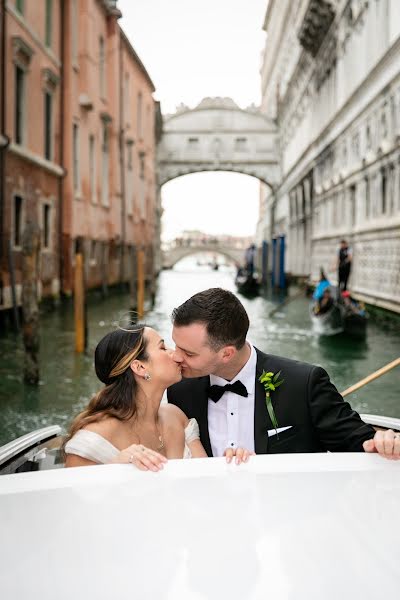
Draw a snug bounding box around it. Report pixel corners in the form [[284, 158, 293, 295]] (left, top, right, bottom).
[[167, 288, 400, 460]]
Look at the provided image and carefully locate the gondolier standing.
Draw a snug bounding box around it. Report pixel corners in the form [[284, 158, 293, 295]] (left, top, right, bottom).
[[337, 239, 352, 292]]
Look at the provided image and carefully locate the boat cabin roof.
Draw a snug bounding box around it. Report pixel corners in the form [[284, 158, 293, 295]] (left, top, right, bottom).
[[1, 453, 399, 599]]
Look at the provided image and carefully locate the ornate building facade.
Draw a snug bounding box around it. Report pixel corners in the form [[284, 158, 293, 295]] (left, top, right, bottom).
[[258, 0, 400, 312]]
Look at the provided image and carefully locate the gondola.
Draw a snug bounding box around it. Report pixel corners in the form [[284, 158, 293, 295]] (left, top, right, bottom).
[[310, 295, 368, 338], [343, 310, 368, 337], [235, 270, 260, 297], [309, 300, 345, 335]]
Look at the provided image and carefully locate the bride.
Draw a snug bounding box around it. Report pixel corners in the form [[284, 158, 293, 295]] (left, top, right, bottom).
[[64, 325, 253, 469]]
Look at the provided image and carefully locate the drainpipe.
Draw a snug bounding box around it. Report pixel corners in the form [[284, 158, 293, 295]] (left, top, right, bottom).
[[0, 0, 9, 273], [58, 0, 65, 296], [118, 27, 126, 287]]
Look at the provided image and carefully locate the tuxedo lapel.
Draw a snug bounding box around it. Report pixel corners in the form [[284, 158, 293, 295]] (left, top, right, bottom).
[[254, 359, 269, 454], [196, 376, 213, 457]]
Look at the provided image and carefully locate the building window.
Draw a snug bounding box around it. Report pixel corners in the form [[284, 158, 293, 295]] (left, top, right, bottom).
[[13, 195, 23, 247], [89, 135, 96, 203], [101, 122, 109, 206], [71, 0, 78, 65], [350, 185, 356, 226], [99, 36, 106, 98], [187, 137, 199, 147], [126, 143, 134, 216], [16, 0, 24, 14], [389, 164, 395, 214], [44, 91, 52, 160], [139, 152, 145, 219], [137, 92, 142, 139], [15, 65, 25, 144], [73, 123, 80, 194], [124, 72, 130, 122], [381, 167, 387, 213], [89, 240, 97, 263], [235, 137, 247, 151], [45, 0, 52, 48], [365, 176, 370, 218], [146, 105, 151, 140], [42, 204, 51, 248]]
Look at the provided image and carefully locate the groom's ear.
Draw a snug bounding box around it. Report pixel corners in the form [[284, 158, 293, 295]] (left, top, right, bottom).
[[220, 345, 236, 363]]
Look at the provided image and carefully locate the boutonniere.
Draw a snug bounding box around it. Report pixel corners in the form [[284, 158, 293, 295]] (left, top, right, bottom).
[[259, 370, 284, 435]]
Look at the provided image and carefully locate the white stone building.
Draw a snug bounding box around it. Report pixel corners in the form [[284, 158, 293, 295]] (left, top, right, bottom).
[[258, 0, 400, 312]]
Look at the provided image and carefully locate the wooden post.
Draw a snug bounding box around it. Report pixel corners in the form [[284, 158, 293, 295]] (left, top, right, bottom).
[[101, 242, 108, 298], [7, 239, 20, 332], [129, 246, 137, 312], [137, 249, 145, 320], [21, 222, 40, 384], [74, 252, 85, 353]]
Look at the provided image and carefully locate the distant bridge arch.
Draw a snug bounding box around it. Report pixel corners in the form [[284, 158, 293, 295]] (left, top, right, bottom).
[[162, 243, 244, 270], [157, 97, 280, 188]]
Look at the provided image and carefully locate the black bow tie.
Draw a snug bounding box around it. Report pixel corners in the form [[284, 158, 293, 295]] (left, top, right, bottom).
[[208, 380, 248, 403]]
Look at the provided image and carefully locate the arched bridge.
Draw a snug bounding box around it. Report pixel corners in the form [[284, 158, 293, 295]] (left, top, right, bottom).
[[162, 236, 249, 269], [157, 97, 280, 187]]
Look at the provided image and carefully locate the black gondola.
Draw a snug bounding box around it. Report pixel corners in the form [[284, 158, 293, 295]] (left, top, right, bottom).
[[310, 297, 367, 337], [235, 269, 260, 297], [343, 311, 368, 338]]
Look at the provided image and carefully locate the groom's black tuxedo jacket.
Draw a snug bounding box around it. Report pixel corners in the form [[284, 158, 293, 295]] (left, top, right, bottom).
[[167, 348, 375, 455]]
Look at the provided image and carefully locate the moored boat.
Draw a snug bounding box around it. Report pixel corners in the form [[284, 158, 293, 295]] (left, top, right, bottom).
[[235, 269, 260, 297]]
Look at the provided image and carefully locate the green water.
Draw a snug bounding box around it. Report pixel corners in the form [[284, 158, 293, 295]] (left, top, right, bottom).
[[0, 266, 399, 446]]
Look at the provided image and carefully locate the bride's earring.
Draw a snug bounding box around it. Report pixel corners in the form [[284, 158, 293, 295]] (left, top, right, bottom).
[[144, 373, 151, 381]]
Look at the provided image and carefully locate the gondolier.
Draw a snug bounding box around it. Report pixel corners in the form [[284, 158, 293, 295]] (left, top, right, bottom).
[[337, 239, 352, 292]]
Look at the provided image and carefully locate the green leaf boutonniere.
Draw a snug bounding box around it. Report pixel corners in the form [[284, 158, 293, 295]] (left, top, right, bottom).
[[259, 370, 284, 435]]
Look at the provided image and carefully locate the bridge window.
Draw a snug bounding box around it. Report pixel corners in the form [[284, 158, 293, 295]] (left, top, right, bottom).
[[235, 137, 247, 151]]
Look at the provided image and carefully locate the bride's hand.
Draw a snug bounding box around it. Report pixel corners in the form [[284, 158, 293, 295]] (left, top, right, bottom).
[[111, 444, 167, 471], [224, 447, 255, 465]]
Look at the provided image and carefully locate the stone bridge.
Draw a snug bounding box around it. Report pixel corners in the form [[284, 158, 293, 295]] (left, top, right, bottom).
[[157, 97, 280, 187], [162, 239, 247, 269]]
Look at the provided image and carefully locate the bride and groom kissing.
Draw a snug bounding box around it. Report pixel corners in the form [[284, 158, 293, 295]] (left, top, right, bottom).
[[64, 288, 400, 467]]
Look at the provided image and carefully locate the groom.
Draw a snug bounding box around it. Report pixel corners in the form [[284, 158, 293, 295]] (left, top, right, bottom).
[[168, 288, 400, 459]]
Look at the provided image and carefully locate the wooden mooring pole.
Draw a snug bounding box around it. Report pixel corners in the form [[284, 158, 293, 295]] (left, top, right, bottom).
[[7, 239, 20, 332], [21, 222, 41, 384], [74, 252, 86, 353], [137, 249, 145, 320]]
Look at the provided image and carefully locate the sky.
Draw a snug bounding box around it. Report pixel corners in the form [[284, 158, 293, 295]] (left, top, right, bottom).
[[119, 0, 268, 241]]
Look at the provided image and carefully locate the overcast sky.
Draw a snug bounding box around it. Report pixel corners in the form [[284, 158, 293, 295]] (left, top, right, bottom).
[[119, 0, 268, 240]]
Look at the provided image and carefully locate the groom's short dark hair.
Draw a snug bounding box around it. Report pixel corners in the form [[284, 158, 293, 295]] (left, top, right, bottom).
[[172, 288, 249, 350]]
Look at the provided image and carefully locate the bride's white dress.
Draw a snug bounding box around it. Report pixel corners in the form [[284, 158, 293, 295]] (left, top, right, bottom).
[[64, 418, 200, 463]]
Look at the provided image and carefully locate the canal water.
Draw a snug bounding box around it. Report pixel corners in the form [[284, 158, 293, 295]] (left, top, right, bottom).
[[0, 264, 399, 446]]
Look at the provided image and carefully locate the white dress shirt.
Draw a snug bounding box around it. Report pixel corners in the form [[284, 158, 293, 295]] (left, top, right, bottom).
[[208, 343, 256, 457]]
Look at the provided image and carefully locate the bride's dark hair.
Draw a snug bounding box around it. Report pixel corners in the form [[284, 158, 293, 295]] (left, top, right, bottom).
[[63, 325, 149, 449]]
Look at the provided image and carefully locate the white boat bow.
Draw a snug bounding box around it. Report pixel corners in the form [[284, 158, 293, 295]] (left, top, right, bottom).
[[0, 453, 399, 599]]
